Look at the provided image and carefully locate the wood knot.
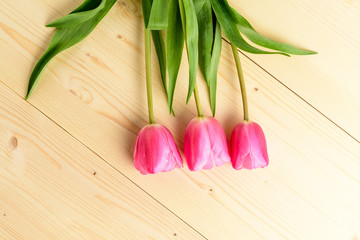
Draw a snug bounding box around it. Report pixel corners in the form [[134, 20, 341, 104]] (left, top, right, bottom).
[[200, 184, 215, 193], [68, 87, 93, 104], [69, 89, 78, 96], [254, 87, 259, 92], [8, 136, 18, 152], [10, 136, 18, 148]]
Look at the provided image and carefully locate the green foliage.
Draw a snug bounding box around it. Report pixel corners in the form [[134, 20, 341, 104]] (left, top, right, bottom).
[[26, 0, 117, 99], [167, 0, 184, 113]]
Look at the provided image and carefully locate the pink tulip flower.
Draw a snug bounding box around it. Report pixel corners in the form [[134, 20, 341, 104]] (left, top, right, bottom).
[[134, 124, 183, 175], [184, 117, 231, 171], [230, 121, 269, 170]]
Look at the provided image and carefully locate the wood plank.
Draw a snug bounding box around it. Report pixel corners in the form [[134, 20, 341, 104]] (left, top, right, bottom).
[[0, 83, 205, 239], [228, 0, 360, 140], [1, 0, 360, 239]]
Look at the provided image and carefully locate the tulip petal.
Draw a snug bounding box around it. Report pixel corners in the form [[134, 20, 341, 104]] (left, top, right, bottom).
[[134, 124, 183, 175], [185, 118, 212, 171], [184, 117, 230, 171], [134, 127, 150, 174], [231, 122, 249, 169], [230, 121, 269, 170], [248, 122, 269, 168], [162, 126, 183, 168], [202, 156, 215, 170], [206, 118, 231, 167]]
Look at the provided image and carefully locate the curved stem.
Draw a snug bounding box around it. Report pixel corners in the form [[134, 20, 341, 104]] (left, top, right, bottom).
[[231, 44, 249, 121], [145, 29, 155, 124], [193, 83, 203, 117]]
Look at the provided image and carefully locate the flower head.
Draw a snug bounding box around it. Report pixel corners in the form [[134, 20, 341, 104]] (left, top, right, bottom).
[[230, 121, 269, 170], [184, 117, 230, 171], [134, 124, 183, 175]]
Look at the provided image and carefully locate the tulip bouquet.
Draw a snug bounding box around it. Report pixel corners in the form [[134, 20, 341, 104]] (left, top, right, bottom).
[[26, 0, 316, 174]]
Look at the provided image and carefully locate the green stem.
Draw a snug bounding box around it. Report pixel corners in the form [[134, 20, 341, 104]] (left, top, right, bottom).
[[193, 83, 203, 117], [231, 44, 249, 121], [145, 29, 155, 124]]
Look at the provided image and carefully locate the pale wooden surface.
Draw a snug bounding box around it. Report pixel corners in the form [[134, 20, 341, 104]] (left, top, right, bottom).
[[0, 0, 360, 239]]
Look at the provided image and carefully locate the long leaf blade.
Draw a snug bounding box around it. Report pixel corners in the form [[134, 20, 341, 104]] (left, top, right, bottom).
[[151, 30, 167, 96], [210, 0, 289, 56], [46, 0, 106, 27], [143, 0, 174, 114], [141, 0, 152, 26], [194, 0, 213, 84], [167, 0, 184, 112], [72, 0, 103, 13], [26, 50, 59, 99], [147, 0, 169, 30], [208, 20, 222, 116], [179, 0, 199, 103], [26, 0, 117, 99], [231, 9, 317, 55]]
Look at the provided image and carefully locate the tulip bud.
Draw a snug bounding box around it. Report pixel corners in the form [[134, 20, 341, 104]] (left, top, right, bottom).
[[184, 117, 231, 171], [230, 121, 269, 170], [134, 124, 183, 175]]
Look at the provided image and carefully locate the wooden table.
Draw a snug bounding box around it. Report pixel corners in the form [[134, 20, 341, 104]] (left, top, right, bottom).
[[1, 0, 360, 239]]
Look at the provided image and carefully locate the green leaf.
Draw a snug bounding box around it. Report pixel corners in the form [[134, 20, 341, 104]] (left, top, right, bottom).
[[26, 0, 117, 99], [141, 0, 152, 26], [208, 20, 222, 116], [151, 30, 176, 115], [72, 0, 104, 12], [179, 0, 199, 103], [142, 0, 174, 114], [142, 1, 166, 86], [142, 0, 168, 30], [46, 0, 106, 27], [148, 0, 169, 30], [194, 1, 222, 116], [151, 31, 167, 93], [167, 0, 184, 113], [210, 0, 289, 56], [230, 9, 317, 55], [194, 0, 213, 84]]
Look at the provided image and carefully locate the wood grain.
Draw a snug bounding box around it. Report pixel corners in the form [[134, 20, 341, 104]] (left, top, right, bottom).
[[0, 0, 360, 239], [0, 82, 205, 240], [228, 0, 360, 140]]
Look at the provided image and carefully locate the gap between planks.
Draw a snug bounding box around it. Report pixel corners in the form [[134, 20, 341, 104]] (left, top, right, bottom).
[[222, 37, 360, 145], [0, 79, 209, 240], [2, 36, 359, 237]]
